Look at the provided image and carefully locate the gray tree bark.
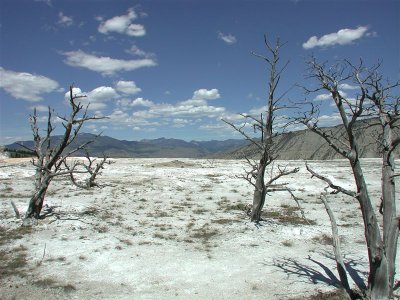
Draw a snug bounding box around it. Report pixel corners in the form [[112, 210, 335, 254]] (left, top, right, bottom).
[[250, 156, 267, 222]]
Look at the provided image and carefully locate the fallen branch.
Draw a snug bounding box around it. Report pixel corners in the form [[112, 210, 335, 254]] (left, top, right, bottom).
[[320, 188, 353, 299], [37, 243, 46, 266], [10, 200, 21, 219]]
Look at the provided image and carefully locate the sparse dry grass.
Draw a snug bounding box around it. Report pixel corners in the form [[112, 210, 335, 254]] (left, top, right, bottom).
[[46, 256, 67, 262], [206, 173, 223, 178], [288, 289, 349, 300], [118, 238, 133, 246], [32, 278, 76, 293], [0, 225, 31, 278], [211, 218, 239, 225], [189, 224, 219, 250], [0, 226, 32, 246], [94, 225, 109, 233], [282, 240, 294, 247], [193, 207, 210, 214], [0, 192, 31, 198], [147, 210, 172, 218], [217, 197, 247, 213], [312, 233, 333, 245], [0, 245, 29, 277], [200, 184, 213, 191], [264, 206, 316, 225]]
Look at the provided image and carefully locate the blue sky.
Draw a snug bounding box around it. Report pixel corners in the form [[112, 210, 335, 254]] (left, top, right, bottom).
[[0, 0, 398, 144]]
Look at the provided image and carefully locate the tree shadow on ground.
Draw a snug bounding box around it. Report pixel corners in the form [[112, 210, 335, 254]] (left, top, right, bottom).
[[271, 252, 367, 293], [35, 205, 94, 225], [272, 256, 341, 288]]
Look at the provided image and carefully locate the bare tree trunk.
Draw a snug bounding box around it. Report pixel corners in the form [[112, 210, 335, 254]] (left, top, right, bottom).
[[380, 120, 399, 298], [352, 160, 390, 300], [25, 177, 50, 219], [250, 161, 267, 222]]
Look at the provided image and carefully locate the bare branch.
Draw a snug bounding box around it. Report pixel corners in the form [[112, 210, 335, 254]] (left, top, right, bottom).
[[222, 119, 263, 150], [303, 121, 350, 159], [306, 163, 357, 198], [265, 165, 299, 186]]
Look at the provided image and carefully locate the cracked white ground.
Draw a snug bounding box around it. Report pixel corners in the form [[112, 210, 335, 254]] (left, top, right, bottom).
[[0, 158, 399, 299]]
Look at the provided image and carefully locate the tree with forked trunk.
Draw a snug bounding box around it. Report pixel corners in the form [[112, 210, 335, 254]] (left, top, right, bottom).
[[66, 150, 114, 189], [20, 85, 105, 222], [223, 36, 299, 223], [295, 58, 400, 300]]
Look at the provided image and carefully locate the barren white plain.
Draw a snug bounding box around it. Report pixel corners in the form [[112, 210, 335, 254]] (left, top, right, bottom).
[[0, 158, 399, 299]]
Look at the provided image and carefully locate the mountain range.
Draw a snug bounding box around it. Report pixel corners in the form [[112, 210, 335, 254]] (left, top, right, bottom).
[[5, 118, 399, 160], [5, 134, 248, 158]]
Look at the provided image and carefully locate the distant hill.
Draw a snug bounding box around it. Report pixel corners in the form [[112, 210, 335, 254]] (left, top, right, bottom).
[[5, 118, 399, 160], [5, 135, 248, 158], [216, 118, 400, 160]]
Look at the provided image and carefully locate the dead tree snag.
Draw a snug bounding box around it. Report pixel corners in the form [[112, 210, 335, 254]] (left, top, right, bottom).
[[20, 85, 105, 222], [296, 58, 399, 299], [67, 151, 113, 189], [223, 36, 299, 223]]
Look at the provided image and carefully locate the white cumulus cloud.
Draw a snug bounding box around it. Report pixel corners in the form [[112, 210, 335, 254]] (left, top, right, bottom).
[[339, 83, 359, 90], [125, 45, 154, 58], [115, 80, 142, 95], [192, 88, 221, 100], [314, 93, 332, 101], [62, 50, 157, 76], [303, 26, 369, 49], [126, 89, 223, 121], [172, 118, 190, 128], [100, 88, 228, 132], [87, 86, 119, 102], [64, 86, 118, 111], [314, 91, 348, 101], [34, 0, 52, 6], [98, 8, 146, 37], [130, 97, 154, 107], [58, 12, 73, 27], [218, 31, 237, 44], [30, 105, 50, 112], [0, 67, 60, 101]]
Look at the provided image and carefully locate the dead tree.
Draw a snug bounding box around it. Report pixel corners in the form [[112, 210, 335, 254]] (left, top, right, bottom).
[[67, 151, 113, 189], [223, 36, 299, 223], [296, 58, 399, 300], [20, 85, 105, 221]]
